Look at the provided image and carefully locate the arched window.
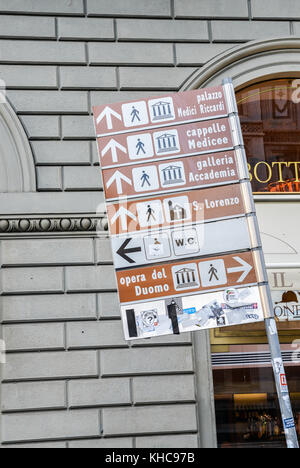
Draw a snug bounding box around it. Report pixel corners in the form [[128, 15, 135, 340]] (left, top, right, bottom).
[[236, 79, 300, 194], [0, 100, 36, 193]]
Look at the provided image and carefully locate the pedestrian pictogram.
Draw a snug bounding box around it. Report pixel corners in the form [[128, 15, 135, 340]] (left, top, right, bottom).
[[136, 138, 146, 155], [131, 106, 141, 123], [122, 101, 149, 128], [209, 264, 219, 282], [127, 133, 154, 161]]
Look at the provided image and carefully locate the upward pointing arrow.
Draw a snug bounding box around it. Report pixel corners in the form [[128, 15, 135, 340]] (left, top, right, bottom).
[[111, 207, 137, 231], [106, 171, 132, 195], [227, 256, 253, 283], [101, 139, 127, 163], [96, 106, 122, 130]]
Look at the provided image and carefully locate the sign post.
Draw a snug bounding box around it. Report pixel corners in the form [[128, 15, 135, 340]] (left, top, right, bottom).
[[93, 79, 299, 449], [223, 78, 299, 449]]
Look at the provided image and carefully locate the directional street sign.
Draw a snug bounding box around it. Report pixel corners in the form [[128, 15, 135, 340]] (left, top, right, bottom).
[[97, 118, 235, 169], [92, 79, 300, 450], [102, 149, 242, 201], [107, 183, 251, 236], [116, 251, 259, 305], [111, 217, 257, 270], [93, 86, 229, 137]]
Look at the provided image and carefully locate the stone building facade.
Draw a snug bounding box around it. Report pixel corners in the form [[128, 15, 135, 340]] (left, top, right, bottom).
[[0, 0, 300, 449]]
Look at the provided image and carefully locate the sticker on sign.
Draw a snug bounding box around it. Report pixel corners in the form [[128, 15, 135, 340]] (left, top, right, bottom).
[[121, 285, 264, 341], [93, 86, 229, 137]]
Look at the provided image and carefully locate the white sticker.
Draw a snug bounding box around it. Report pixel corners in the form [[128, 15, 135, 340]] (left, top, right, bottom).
[[198, 259, 227, 288], [132, 165, 160, 192], [163, 195, 191, 223], [172, 263, 200, 291], [159, 161, 186, 188], [136, 200, 164, 228], [148, 97, 175, 124], [122, 101, 149, 128], [153, 129, 181, 156], [127, 133, 154, 160]]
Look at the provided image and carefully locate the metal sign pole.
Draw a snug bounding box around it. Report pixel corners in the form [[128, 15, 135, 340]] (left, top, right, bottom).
[[223, 78, 299, 449]]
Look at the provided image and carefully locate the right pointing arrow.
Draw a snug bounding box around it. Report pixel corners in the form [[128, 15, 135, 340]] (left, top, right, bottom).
[[227, 256, 253, 283]]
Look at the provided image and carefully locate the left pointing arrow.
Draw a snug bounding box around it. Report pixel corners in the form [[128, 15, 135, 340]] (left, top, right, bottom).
[[106, 171, 132, 195], [117, 238, 142, 264]]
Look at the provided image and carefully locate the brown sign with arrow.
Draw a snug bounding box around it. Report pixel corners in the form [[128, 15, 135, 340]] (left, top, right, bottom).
[[93, 86, 228, 137], [97, 118, 233, 169], [117, 251, 258, 304], [102, 150, 240, 201], [106, 183, 248, 236]]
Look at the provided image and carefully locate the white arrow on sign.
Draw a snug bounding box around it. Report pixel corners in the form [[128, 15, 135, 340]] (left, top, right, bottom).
[[106, 171, 132, 195], [111, 207, 137, 231], [96, 106, 122, 130], [101, 139, 127, 163], [227, 256, 253, 283]]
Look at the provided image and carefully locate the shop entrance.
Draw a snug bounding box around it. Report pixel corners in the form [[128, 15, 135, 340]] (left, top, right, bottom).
[[213, 356, 300, 448]]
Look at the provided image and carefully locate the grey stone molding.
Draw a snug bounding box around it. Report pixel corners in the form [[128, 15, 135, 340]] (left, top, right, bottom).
[[0, 215, 109, 237]]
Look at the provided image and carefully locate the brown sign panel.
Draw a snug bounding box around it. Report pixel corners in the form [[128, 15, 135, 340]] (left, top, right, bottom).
[[102, 150, 240, 201], [116, 251, 258, 305], [97, 118, 233, 169], [107, 183, 247, 236], [93, 86, 228, 137]]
